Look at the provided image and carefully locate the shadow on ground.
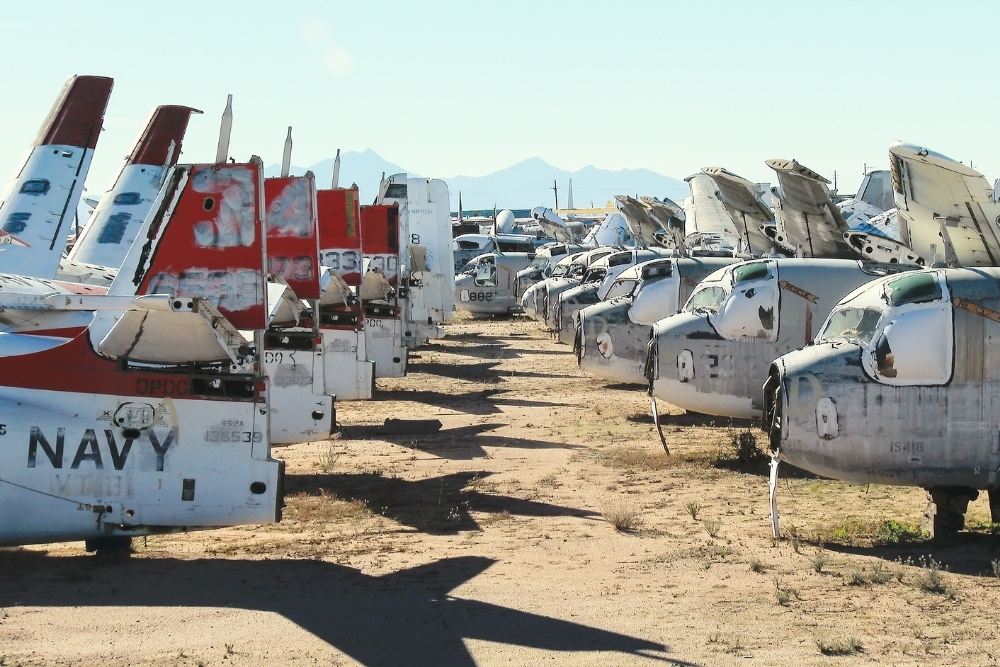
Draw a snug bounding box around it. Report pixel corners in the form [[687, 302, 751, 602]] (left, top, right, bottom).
[[816, 533, 1000, 577], [286, 470, 598, 534], [339, 422, 580, 460], [374, 387, 571, 416], [0, 552, 688, 666]]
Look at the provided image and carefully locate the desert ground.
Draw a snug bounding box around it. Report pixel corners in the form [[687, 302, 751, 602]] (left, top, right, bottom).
[[3, 313, 1000, 666]]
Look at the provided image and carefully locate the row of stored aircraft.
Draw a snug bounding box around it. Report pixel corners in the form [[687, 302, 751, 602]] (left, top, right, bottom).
[[0, 75, 455, 550], [465, 145, 1000, 538]]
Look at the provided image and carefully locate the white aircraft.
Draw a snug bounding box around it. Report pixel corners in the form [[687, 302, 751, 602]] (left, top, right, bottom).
[[65, 104, 201, 275], [0, 75, 114, 279], [0, 157, 282, 550]]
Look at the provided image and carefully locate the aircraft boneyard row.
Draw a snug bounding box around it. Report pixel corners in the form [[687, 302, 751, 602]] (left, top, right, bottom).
[[506, 143, 1000, 540], [0, 75, 456, 549]]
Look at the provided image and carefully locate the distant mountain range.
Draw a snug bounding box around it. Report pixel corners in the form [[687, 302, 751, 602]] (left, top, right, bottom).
[[265, 149, 689, 211]]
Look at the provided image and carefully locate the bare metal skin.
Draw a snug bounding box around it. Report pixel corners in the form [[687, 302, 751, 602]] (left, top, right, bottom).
[[765, 267, 1000, 534], [454, 252, 534, 315], [577, 257, 736, 384], [649, 258, 916, 419]]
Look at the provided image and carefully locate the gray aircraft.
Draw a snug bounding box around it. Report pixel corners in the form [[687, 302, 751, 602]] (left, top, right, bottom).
[[576, 256, 737, 384], [454, 252, 534, 315], [521, 247, 616, 325], [553, 248, 675, 344], [514, 242, 586, 298], [647, 258, 915, 423], [764, 267, 1000, 537]]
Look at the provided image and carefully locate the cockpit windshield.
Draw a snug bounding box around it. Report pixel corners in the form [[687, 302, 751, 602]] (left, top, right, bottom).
[[819, 307, 883, 344], [605, 279, 639, 300], [529, 256, 549, 270], [883, 272, 941, 306], [685, 284, 729, 314]]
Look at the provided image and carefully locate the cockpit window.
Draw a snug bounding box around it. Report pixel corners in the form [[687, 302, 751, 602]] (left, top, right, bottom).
[[641, 263, 672, 281], [732, 262, 770, 284], [605, 279, 639, 300], [583, 268, 607, 283], [821, 307, 883, 344], [459, 259, 478, 274], [529, 256, 549, 270], [608, 253, 632, 267], [457, 240, 482, 250], [885, 272, 941, 306], [685, 285, 729, 314]]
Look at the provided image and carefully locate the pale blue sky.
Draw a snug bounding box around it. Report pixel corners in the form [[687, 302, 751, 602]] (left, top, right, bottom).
[[1, 0, 996, 198]]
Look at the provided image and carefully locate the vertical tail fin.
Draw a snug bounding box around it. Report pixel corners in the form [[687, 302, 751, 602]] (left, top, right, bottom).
[[264, 173, 321, 299], [317, 187, 362, 285], [110, 159, 268, 330], [67, 105, 201, 268], [359, 202, 400, 285], [0, 75, 113, 278]]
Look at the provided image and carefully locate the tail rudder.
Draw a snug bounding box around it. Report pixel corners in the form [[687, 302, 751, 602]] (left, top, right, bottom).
[[359, 202, 400, 285], [68, 105, 201, 268], [0, 75, 113, 278], [264, 173, 321, 299], [317, 187, 363, 285], [110, 159, 268, 330]]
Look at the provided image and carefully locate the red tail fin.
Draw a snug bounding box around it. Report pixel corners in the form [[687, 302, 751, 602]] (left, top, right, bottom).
[[360, 203, 399, 285], [127, 105, 201, 167], [113, 160, 268, 330], [33, 75, 114, 149], [317, 187, 362, 285], [264, 174, 321, 299]]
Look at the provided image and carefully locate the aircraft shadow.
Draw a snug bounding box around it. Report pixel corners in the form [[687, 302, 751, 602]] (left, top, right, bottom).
[[0, 553, 685, 666], [628, 412, 756, 429], [812, 533, 1000, 578], [286, 470, 599, 534], [411, 360, 577, 383], [420, 342, 554, 360], [374, 387, 570, 416], [339, 422, 580, 460]]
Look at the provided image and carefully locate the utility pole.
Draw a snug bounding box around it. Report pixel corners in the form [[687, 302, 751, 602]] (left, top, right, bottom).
[[551, 179, 559, 210]]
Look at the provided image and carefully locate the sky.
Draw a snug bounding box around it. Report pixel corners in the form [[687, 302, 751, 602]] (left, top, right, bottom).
[[0, 0, 997, 198]]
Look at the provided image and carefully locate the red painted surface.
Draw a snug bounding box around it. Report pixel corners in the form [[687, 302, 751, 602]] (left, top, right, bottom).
[[128, 105, 200, 166], [34, 75, 114, 149], [360, 204, 399, 255], [265, 175, 321, 299], [360, 203, 400, 287], [0, 328, 256, 400], [317, 188, 363, 284], [137, 162, 267, 330]]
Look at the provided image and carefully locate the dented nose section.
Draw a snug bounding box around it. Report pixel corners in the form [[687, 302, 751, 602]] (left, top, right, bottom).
[[649, 313, 757, 418], [765, 343, 868, 479], [577, 300, 647, 384]]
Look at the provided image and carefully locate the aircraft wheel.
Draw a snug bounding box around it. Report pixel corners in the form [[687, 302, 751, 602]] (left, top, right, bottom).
[[923, 487, 978, 540], [85, 536, 134, 560]]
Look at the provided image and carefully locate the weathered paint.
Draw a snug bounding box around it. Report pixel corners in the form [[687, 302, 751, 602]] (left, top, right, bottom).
[[650, 258, 916, 418], [0, 76, 114, 279], [264, 174, 321, 299], [68, 105, 200, 270], [112, 161, 268, 331], [768, 267, 1000, 490]]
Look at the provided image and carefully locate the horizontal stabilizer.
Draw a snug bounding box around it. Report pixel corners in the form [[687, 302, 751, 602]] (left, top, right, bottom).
[[98, 296, 249, 364]]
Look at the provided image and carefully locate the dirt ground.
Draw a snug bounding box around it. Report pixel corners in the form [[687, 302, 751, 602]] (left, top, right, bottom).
[[3, 313, 1000, 666]]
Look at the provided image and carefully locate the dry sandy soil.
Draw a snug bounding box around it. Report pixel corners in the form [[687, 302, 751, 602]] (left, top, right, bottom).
[[3, 313, 1000, 666]]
